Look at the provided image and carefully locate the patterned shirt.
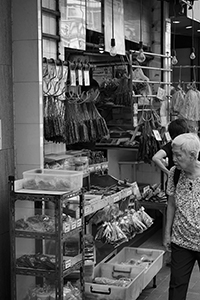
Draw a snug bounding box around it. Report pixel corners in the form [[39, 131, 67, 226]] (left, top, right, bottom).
[[167, 166, 200, 251]]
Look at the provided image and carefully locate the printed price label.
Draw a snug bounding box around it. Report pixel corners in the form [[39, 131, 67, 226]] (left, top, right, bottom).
[[71, 221, 77, 230], [127, 189, 132, 196], [63, 223, 70, 233], [133, 116, 138, 127], [157, 87, 166, 100], [70, 70, 76, 86], [114, 195, 120, 202], [165, 132, 171, 142], [153, 130, 162, 141], [64, 259, 71, 270], [76, 218, 82, 227], [84, 70, 90, 86], [133, 103, 138, 114], [84, 205, 91, 215], [78, 69, 83, 86], [143, 185, 150, 194]]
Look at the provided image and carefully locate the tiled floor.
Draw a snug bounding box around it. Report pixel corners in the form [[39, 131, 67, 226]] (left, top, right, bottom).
[[137, 230, 200, 300]]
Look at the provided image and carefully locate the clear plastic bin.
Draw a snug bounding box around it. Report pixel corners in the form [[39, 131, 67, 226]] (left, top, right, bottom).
[[23, 169, 83, 191]]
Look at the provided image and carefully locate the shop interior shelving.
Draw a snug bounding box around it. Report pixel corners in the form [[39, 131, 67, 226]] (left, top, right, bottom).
[[9, 177, 85, 300]]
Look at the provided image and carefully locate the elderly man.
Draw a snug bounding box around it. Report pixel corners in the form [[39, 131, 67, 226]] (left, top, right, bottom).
[[164, 133, 200, 300]]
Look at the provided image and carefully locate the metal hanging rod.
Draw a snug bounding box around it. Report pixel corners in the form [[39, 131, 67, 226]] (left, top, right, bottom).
[[172, 81, 200, 84], [172, 65, 200, 69], [132, 80, 171, 84], [132, 94, 171, 98], [130, 50, 171, 59], [132, 64, 172, 72]]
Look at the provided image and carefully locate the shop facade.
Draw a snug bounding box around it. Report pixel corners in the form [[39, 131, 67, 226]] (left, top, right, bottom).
[[0, 0, 200, 299]]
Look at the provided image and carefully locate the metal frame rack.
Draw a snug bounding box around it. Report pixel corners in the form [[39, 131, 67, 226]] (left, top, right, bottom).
[[9, 177, 85, 300]]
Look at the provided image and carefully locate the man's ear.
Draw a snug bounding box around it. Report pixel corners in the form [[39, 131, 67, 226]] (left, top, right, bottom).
[[190, 150, 197, 160]]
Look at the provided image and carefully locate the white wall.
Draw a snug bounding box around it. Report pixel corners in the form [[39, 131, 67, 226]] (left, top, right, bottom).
[[12, 0, 44, 179]]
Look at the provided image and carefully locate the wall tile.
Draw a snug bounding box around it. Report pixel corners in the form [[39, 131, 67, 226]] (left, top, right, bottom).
[[0, 65, 14, 149], [0, 149, 14, 191], [16, 164, 41, 180], [14, 82, 40, 124], [0, 0, 11, 64], [12, 40, 40, 83], [12, 0, 38, 41], [15, 123, 42, 165]]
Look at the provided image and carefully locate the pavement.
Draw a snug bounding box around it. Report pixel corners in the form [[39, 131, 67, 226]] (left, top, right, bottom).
[[137, 230, 200, 300]]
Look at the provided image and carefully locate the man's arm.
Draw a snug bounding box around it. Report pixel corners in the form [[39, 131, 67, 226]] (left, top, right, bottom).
[[152, 149, 169, 175]]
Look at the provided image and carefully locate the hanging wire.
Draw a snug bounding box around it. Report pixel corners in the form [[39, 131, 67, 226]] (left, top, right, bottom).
[[139, 0, 143, 43], [111, 0, 114, 39], [190, 4, 196, 59]]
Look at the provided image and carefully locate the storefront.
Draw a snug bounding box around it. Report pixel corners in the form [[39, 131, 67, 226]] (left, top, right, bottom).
[[1, 0, 200, 299]]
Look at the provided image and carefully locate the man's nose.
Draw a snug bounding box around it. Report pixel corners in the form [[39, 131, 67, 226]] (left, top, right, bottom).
[[173, 155, 177, 162]]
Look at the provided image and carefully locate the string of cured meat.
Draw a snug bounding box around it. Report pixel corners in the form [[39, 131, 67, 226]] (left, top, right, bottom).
[[171, 84, 200, 121], [44, 93, 109, 145]]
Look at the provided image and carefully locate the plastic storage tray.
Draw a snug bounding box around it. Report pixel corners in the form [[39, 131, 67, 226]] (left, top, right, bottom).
[[85, 262, 145, 300], [23, 169, 83, 191], [107, 247, 164, 289]]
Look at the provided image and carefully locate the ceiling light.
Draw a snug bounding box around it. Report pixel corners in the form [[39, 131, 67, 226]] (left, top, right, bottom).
[[186, 25, 192, 29], [197, 29, 200, 32], [173, 20, 180, 24]]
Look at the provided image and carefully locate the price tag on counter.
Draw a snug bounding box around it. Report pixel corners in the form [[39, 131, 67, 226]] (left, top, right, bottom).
[[114, 193, 120, 203], [71, 221, 77, 230], [143, 185, 150, 194], [64, 259, 71, 270], [76, 218, 82, 227], [63, 223, 70, 233], [84, 205, 92, 215], [126, 188, 132, 196], [157, 87, 166, 100]]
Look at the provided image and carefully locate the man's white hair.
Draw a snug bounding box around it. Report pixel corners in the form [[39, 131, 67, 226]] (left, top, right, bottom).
[[172, 133, 200, 159]]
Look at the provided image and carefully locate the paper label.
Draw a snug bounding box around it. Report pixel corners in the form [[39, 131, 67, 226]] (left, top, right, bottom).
[[71, 221, 77, 230], [165, 132, 171, 142], [76, 218, 82, 227], [78, 69, 83, 86], [133, 103, 138, 114], [64, 259, 71, 270], [133, 116, 138, 127], [153, 129, 162, 141], [63, 223, 70, 233], [70, 70, 76, 86], [143, 185, 150, 193], [84, 70, 90, 86], [157, 87, 166, 100]]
